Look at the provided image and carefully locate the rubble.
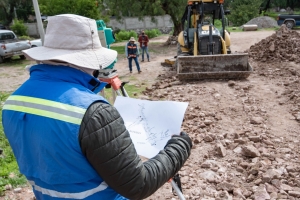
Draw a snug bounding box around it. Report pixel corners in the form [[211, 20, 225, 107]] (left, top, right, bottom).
[[247, 24, 300, 63], [242, 145, 261, 158], [243, 16, 279, 29], [141, 58, 300, 199]]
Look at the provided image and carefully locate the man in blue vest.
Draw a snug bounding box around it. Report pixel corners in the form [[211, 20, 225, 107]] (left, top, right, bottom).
[[2, 14, 192, 200], [125, 37, 141, 74]]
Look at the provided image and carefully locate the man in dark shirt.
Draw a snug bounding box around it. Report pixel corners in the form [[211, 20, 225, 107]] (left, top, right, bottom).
[[125, 37, 141, 73], [138, 30, 150, 62]]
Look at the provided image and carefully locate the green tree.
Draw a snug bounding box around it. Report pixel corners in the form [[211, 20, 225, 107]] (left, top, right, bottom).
[[0, 0, 18, 26], [16, 0, 34, 22], [0, 0, 33, 26], [38, 0, 100, 19], [228, 0, 264, 26], [268, 0, 300, 9], [104, 0, 187, 36], [223, 0, 232, 10], [10, 19, 27, 36], [286, 0, 300, 9]]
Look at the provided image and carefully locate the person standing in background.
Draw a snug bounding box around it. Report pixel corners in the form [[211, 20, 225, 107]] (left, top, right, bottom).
[[125, 37, 141, 74], [138, 30, 150, 62]]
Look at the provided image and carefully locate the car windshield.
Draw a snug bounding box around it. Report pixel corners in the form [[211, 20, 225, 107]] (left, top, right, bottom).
[[0, 32, 15, 40]]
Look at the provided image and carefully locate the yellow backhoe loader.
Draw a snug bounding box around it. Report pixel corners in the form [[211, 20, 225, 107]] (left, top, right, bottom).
[[174, 0, 252, 80]]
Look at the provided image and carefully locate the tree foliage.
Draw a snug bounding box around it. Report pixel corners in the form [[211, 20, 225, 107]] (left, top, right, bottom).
[[16, 0, 34, 22], [227, 0, 264, 26], [270, 0, 300, 9], [10, 19, 27, 36], [104, 0, 187, 36], [38, 0, 100, 19], [0, 0, 33, 25]]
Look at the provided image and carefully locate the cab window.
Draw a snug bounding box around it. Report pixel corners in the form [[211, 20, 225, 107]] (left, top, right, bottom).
[[0, 32, 15, 40]]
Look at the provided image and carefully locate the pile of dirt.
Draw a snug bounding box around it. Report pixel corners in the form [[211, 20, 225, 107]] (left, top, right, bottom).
[[243, 16, 278, 29], [247, 25, 300, 63], [143, 68, 300, 200]]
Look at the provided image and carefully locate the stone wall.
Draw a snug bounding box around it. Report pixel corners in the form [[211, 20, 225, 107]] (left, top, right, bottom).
[[25, 23, 39, 37], [107, 15, 174, 34], [25, 22, 46, 38], [25, 15, 174, 37]]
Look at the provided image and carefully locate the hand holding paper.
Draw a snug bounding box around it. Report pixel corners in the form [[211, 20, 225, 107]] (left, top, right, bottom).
[[114, 96, 189, 158]]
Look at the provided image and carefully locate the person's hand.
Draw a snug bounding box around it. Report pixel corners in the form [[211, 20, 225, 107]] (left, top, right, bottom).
[[172, 131, 192, 148]]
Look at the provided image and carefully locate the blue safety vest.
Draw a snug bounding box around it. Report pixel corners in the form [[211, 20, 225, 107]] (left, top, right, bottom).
[[2, 64, 128, 200]]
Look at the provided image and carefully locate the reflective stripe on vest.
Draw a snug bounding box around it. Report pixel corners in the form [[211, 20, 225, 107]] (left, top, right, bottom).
[[3, 95, 86, 125], [29, 180, 108, 199]]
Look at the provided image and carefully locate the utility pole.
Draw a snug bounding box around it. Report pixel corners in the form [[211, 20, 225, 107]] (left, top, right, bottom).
[[14, 7, 17, 20], [32, 0, 45, 45]]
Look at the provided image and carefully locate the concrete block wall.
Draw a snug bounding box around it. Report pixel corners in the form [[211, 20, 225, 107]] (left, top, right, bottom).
[[107, 15, 174, 34], [25, 22, 46, 38], [25, 15, 174, 37], [25, 23, 39, 37]]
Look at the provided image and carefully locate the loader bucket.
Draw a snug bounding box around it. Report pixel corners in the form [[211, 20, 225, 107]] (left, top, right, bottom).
[[177, 53, 253, 80]]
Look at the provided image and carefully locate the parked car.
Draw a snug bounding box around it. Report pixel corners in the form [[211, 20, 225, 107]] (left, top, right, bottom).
[[277, 14, 300, 29], [41, 15, 48, 21], [30, 39, 42, 47], [0, 30, 31, 63], [0, 24, 6, 30]]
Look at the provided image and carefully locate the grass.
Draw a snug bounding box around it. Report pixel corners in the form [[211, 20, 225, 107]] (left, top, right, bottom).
[[0, 92, 27, 196], [111, 44, 157, 59], [0, 56, 32, 68], [110, 46, 125, 55], [102, 83, 147, 104]]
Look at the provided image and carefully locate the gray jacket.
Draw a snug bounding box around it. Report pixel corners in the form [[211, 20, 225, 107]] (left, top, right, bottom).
[[79, 101, 191, 200]]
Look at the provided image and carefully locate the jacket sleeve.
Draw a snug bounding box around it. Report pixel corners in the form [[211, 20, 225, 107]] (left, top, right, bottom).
[[79, 101, 191, 200]]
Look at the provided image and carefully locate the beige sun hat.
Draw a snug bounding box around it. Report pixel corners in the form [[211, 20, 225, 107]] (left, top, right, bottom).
[[22, 14, 117, 70], [129, 37, 136, 42]]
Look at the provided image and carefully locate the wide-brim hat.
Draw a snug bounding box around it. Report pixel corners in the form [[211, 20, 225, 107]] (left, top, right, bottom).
[[22, 14, 117, 70], [129, 37, 136, 42]]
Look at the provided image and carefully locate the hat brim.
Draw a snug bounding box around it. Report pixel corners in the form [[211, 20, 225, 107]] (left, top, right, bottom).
[[22, 46, 117, 70]]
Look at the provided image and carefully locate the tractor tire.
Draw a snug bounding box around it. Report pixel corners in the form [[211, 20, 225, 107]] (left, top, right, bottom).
[[0, 56, 3, 64], [284, 20, 294, 29]]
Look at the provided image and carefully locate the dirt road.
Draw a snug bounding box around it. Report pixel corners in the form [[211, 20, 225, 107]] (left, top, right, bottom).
[[1, 30, 300, 200]]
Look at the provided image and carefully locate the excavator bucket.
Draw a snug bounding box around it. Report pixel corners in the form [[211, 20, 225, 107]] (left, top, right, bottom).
[[177, 53, 253, 80]]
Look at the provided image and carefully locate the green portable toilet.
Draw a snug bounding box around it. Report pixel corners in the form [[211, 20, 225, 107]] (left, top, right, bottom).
[[96, 20, 115, 49], [96, 20, 117, 69]]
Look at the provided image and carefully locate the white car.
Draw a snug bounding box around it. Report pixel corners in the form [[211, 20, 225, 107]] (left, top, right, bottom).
[[0, 30, 31, 63], [30, 39, 42, 48]]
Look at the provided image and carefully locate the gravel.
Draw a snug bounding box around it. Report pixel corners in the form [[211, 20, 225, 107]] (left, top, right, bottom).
[[243, 16, 279, 29]]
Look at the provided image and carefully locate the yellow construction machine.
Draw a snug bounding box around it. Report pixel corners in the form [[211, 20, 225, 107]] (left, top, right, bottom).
[[173, 0, 252, 80]]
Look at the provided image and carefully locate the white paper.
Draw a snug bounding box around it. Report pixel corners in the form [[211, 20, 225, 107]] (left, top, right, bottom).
[[114, 96, 188, 158]]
